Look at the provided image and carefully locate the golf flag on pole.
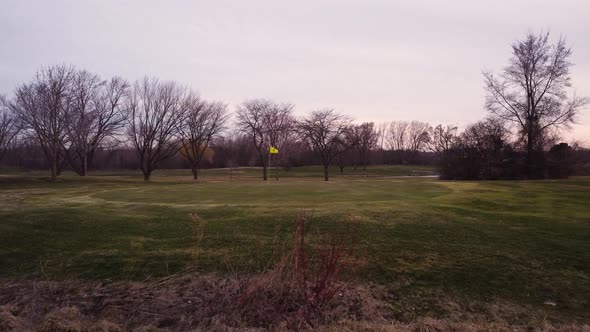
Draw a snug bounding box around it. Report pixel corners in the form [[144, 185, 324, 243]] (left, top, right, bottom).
[[269, 146, 279, 154]]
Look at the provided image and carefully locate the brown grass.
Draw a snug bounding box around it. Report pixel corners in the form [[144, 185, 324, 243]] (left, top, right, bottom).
[[238, 211, 363, 329], [1, 277, 589, 331], [0, 274, 388, 331]]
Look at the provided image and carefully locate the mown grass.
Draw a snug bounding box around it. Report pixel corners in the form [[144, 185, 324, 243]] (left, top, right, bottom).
[[0, 165, 589, 322]]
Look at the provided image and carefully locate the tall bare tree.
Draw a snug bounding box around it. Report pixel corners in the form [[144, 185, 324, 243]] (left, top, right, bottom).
[[236, 99, 271, 180], [263, 102, 295, 179], [406, 121, 430, 155], [375, 122, 388, 151], [385, 121, 408, 152], [352, 122, 378, 170], [385, 121, 428, 163], [11, 65, 74, 181], [178, 93, 228, 180], [127, 78, 186, 181], [296, 109, 353, 181], [427, 124, 458, 155], [64, 71, 129, 176], [334, 126, 358, 174], [236, 99, 294, 180], [0, 95, 20, 162], [484, 32, 588, 178]]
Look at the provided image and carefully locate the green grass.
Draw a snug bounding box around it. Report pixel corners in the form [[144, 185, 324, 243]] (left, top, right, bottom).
[[0, 165, 589, 322]]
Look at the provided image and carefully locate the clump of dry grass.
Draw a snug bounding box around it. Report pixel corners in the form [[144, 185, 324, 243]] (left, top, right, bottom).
[[0, 275, 384, 331], [238, 211, 363, 329], [0, 305, 22, 331], [1, 277, 589, 331]]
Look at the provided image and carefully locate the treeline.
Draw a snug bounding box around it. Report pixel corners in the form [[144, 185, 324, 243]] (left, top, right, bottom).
[[0, 32, 588, 181], [0, 73, 438, 182]]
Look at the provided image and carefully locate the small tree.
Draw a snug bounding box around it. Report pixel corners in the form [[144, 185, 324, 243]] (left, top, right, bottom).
[[127, 78, 186, 181], [296, 109, 353, 181], [178, 94, 228, 181]]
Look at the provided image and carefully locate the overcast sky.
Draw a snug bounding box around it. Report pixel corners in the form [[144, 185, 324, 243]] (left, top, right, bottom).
[[1, 0, 589, 141]]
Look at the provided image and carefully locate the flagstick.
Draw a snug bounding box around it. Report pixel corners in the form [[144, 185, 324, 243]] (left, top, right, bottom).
[[268, 145, 271, 183]]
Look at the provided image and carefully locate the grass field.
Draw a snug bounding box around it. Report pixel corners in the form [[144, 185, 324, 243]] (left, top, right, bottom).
[[1, 165, 589, 324]]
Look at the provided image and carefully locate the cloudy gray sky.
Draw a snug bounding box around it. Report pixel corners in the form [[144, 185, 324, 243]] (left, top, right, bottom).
[[1, 0, 589, 141]]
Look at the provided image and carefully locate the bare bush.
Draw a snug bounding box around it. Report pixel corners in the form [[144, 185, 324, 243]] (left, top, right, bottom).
[[240, 212, 360, 328]]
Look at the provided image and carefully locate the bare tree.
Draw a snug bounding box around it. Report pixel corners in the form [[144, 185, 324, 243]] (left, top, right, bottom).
[[385, 121, 408, 152], [375, 122, 388, 151], [11, 65, 74, 181], [427, 124, 458, 155], [0, 95, 20, 162], [64, 71, 129, 176], [127, 78, 186, 181], [296, 109, 353, 181], [335, 126, 358, 174], [484, 32, 588, 178], [236, 99, 271, 180], [263, 103, 295, 179], [385, 121, 428, 163], [236, 99, 294, 180], [352, 122, 378, 170], [386, 121, 407, 164], [178, 93, 228, 181], [407, 121, 430, 155]]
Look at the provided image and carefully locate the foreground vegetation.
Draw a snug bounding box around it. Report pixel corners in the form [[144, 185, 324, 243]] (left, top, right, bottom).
[[1, 165, 589, 326]]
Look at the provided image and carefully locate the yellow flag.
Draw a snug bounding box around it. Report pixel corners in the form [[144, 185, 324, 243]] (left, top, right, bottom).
[[269, 146, 279, 154]]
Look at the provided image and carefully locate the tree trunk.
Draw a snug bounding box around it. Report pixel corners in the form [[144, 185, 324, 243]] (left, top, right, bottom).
[[192, 167, 199, 181], [259, 152, 268, 181], [50, 157, 58, 182], [526, 124, 534, 179], [143, 170, 151, 182], [82, 154, 88, 176], [323, 165, 329, 181]]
